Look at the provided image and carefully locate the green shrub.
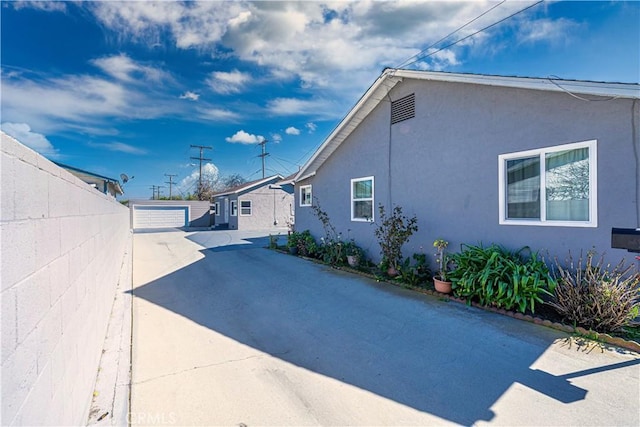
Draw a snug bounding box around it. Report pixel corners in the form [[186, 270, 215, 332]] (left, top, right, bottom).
[[549, 251, 640, 332], [398, 253, 432, 288], [448, 243, 556, 313], [296, 230, 318, 257], [374, 204, 418, 272]]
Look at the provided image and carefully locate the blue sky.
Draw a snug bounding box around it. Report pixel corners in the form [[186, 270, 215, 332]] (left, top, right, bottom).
[[2, 1, 638, 199]]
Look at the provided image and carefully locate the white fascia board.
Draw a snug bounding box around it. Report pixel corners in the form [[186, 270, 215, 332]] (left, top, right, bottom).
[[295, 70, 403, 181]]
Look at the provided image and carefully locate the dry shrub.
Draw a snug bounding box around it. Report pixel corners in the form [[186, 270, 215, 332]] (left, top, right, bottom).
[[549, 251, 640, 332]]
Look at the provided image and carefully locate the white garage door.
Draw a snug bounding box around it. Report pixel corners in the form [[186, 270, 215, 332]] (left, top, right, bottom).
[[133, 205, 189, 229]]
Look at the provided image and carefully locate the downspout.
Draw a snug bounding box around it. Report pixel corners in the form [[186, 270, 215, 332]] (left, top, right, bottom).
[[633, 99, 640, 228]]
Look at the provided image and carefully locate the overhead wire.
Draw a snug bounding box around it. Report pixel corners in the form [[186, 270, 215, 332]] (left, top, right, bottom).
[[401, 0, 544, 69], [396, 0, 507, 69]]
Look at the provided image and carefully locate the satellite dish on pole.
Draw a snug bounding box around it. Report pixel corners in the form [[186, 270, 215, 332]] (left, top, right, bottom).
[[120, 173, 129, 184]]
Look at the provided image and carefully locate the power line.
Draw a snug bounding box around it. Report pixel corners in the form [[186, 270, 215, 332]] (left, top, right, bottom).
[[257, 139, 269, 178], [401, 0, 544, 69], [164, 173, 177, 199], [396, 0, 506, 69], [190, 144, 212, 199]]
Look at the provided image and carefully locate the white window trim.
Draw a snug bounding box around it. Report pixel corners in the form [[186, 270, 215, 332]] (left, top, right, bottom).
[[240, 200, 252, 216], [214, 202, 220, 216], [299, 185, 312, 207], [498, 139, 597, 227], [351, 176, 375, 222], [230, 200, 238, 217]]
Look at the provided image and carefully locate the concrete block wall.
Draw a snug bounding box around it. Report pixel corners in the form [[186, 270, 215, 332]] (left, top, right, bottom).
[[1, 132, 131, 426]]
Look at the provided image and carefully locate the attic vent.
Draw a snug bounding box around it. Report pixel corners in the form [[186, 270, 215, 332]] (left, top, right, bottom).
[[391, 93, 415, 125]]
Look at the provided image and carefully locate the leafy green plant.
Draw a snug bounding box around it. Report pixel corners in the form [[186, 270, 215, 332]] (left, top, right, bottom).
[[287, 231, 301, 250], [374, 204, 418, 272], [269, 234, 280, 249], [296, 230, 318, 257], [548, 251, 640, 332], [448, 243, 556, 313], [398, 252, 432, 287]]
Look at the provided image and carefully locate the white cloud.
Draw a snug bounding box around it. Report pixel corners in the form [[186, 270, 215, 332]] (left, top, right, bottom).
[[270, 133, 282, 143], [266, 97, 337, 118], [197, 107, 240, 122], [179, 91, 200, 101], [1, 122, 58, 157], [206, 69, 251, 94], [177, 163, 220, 194], [305, 122, 317, 133], [10, 1, 67, 12], [91, 54, 170, 84], [285, 126, 300, 136], [225, 130, 265, 144], [87, 141, 147, 155], [515, 17, 581, 45]]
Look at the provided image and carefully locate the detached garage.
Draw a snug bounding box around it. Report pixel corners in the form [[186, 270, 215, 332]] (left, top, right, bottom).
[[128, 200, 212, 230]]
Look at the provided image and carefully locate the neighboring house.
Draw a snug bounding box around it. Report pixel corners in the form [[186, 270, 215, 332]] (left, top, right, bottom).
[[212, 174, 294, 230], [293, 69, 640, 266], [54, 162, 124, 197], [128, 199, 212, 230]]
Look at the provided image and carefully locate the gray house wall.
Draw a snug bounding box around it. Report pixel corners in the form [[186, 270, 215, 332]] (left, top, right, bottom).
[[295, 79, 639, 267], [213, 179, 293, 231], [128, 199, 211, 227]]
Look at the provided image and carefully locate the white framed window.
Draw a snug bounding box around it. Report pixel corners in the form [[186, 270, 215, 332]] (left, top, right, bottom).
[[240, 200, 252, 216], [498, 139, 597, 227], [351, 176, 374, 222], [300, 185, 312, 207], [214, 202, 220, 216], [230, 200, 238, 217]]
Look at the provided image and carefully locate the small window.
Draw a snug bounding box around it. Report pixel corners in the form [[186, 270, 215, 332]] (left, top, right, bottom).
[[214, 202, 220, 216], [498, 140, 597, 227], [230, 200, 238, 217], [351, 176, 374, 222], [300, 185, 312, 207], [391, 93, 415, 125], [240, 200, 252, 216]]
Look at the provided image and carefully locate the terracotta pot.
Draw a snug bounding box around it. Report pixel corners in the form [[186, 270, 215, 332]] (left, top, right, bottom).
[[387, 266, 399, 277], [347, 255, 359, 267], [434, 277, 452, 294]]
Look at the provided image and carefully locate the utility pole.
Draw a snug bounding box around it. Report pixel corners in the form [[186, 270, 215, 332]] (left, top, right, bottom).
[[164, 174, 177, 199], [258, 139, 269, 178], [190, 145, 212, 198], [149, 185, 157, 200], [156, 186, 165, 199]]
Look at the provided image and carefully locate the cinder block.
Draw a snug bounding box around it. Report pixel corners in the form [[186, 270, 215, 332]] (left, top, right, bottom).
[[16, 267, 51, 344], [49, 255, 70, 306], [0, 221, 36, 292], [36, 299, 62, 375], [1, 133, 39, 166], [60, 286, 77, 333], [1, 287, 17, 364], [35, 217, 61, 270], [16, 361, 53, 426], [0, 329, 38, 425], [13, 159, 48, 220], [50, 340, 66, 396], [48, 175, 71, 218], [1, 152, 16, 222]]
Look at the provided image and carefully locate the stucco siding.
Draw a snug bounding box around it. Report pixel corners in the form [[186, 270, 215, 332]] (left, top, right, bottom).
[[295, 79, 639, 266], [237, 186, 294, 231]]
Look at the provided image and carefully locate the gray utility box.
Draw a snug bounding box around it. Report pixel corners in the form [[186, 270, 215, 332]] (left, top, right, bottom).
[[611, 228, 640, 252]]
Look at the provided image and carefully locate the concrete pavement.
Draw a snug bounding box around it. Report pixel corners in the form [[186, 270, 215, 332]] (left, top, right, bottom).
[[131, 229, 639, 426]]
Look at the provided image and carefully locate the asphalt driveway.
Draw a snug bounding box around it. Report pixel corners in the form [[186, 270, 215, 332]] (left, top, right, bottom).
[[131, 229, 639, 426]]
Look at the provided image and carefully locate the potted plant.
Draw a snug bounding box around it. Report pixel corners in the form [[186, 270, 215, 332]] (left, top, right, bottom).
[[374, 204, 418, 277], [344, 240, 363, 267], [286, 231, 300, 255], [433, 238, 452, 293]]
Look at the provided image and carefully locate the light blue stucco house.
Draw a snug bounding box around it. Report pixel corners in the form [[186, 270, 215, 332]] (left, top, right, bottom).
[[293, 68, 640, 266]]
